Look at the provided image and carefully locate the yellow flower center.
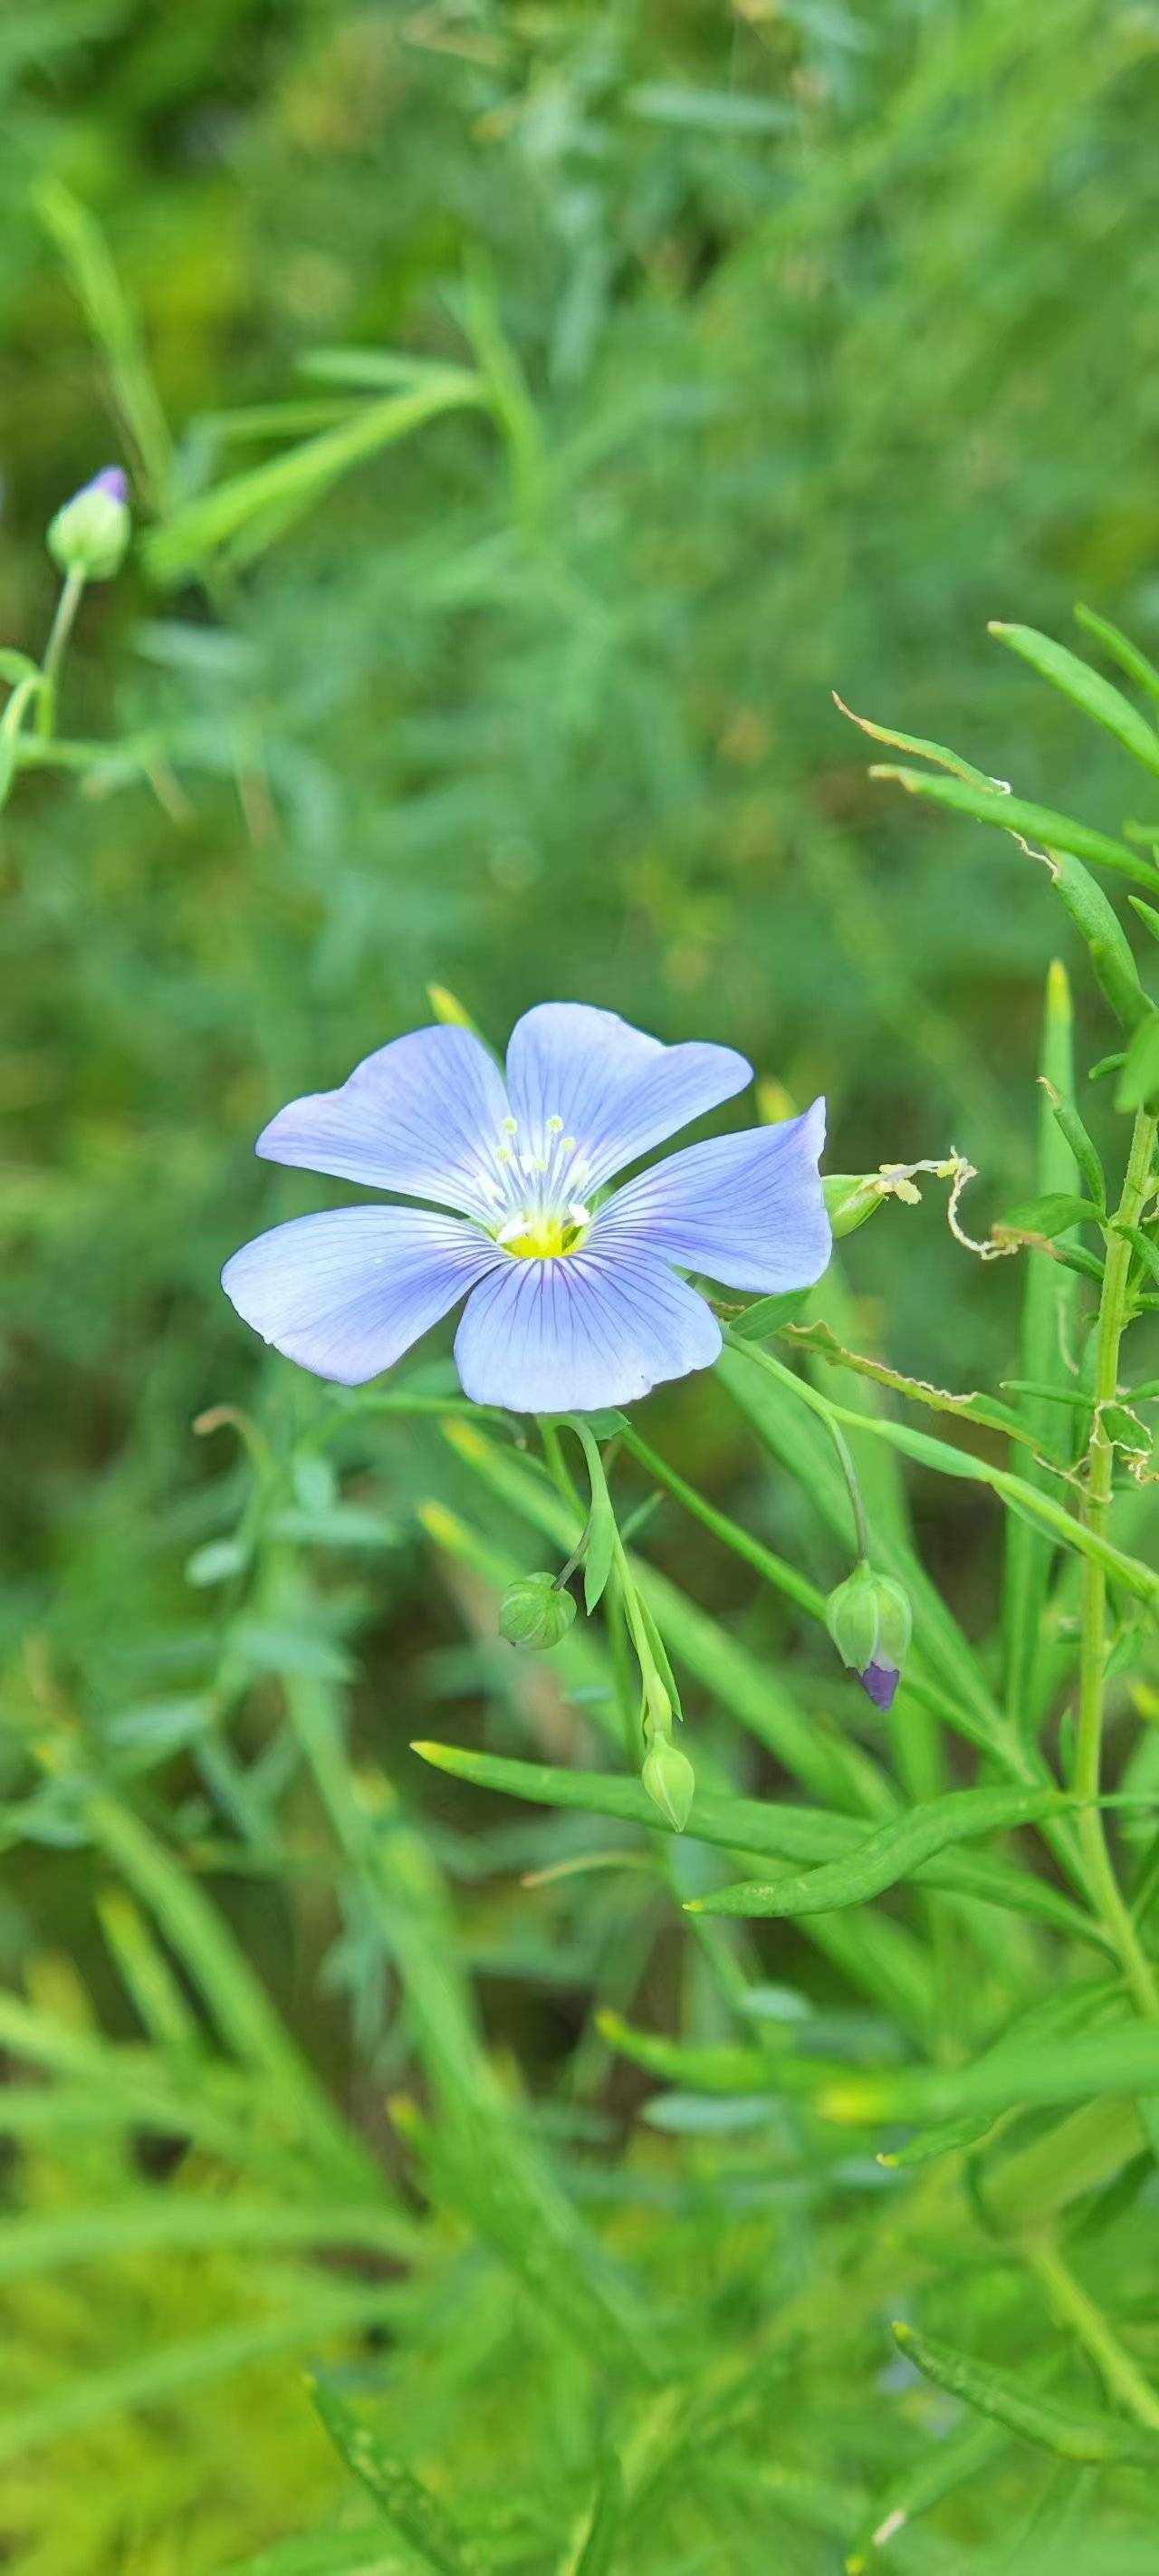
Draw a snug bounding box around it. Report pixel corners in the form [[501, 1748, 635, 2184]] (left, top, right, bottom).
[[502, 1213, 589, 1261]]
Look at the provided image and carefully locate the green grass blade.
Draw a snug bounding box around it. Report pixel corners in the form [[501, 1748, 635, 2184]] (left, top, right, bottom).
[[0, 2283, 403, 2469], [1003, 962, 1082, 1739], [832, 692, 1001, 788], [411, 1743, 1104, 1946], [687, 1784, 1070, 1918], [892, 2321, 1159, 2465], [311, 2381, 488, 2576], [144, 377, 486, 578], [990, 621, 1159, 778], [870, 762, 1159, 892], [1075, 604, 1159, 709]]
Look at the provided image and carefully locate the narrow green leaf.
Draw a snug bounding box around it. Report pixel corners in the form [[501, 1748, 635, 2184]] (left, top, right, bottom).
[[1115, 1011, 1159, 1113], [0, 2195, 413, 2282], [1129, 894, 1159, 951], [1001, 1381, 1092, 1410], [409, 1745, 1106, 1947], [596, 2012, 787, 2095], [876, 765, 1151, 1030], [568, 2457, 625, 2576], [995, 1194, 1102, 1242], [989, 621, 1159, 779], [144, 376, 485, 577], [878, 2110, 1000, 2169], [1116, 1224, 1159, 1290], [870, 762, 1158, 893], [0, 649, 42, 687], [816, 2024, 1159, 2127], [687, 1784, 1068, 1918], [832, 691, 1001, 788], [1041, 1079, 1106, 1214], [311, 2381, 487, 2574], [782, 1317, 1064, 1457], [729, 1286, 812, 1339], [1076, 602, 1159, 710], [893, 2321, 1159, 2466], [847, 2414, 1007, 2573], [583, 1492, 617, 1614], [0, 2283, 401, 2471], [1003, 966, 1085, 1744]]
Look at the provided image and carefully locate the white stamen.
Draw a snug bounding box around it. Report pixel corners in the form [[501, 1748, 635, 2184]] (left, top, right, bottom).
[[547, 1113, 564, 1132], [496, 1217, 523, 1245], [502, 1116, 518, 1134], [569, 1202, 590, 1226]]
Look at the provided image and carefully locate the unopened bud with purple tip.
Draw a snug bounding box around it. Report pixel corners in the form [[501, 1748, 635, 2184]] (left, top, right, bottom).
[[824, 1561, 912, 1712], [47, 467, 130, 582]]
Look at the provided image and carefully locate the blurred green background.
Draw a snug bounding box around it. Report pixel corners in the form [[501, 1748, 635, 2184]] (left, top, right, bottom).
[[5, 2, 1159, 2569]]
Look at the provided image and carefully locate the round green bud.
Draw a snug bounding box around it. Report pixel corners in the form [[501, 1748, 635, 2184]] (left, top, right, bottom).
[[824, 1561, 912, 1712], [498, 1572, 576, 1652], [641, 1735, 695, 1833], [47, 467, 130, 582]]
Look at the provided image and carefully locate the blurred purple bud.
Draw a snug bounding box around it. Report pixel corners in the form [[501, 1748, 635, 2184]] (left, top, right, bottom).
[[47, 466, 131, 580]]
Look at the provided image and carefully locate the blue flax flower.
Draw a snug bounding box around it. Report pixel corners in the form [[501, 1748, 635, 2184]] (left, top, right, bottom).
[[223, 1005, 830, 1413]]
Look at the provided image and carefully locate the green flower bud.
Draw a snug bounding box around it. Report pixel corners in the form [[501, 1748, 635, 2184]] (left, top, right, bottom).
[[47, 467, 130, 582], [824, 1561, 912, 1712], [498, 1572, 576, 1652], [641, 1734, 695, 1832]]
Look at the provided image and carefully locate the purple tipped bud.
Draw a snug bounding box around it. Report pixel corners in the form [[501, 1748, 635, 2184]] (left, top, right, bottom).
[[859, 1659, 901, 1713], [824, 1562, 912, 1711], [47, 466, 131, 581]]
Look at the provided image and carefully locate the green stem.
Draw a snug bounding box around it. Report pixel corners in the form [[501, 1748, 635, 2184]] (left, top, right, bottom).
[[566, 1417, 670, 1731], [1075, 1107, 1159, 2018], [622, 1427, 825, 1620], [38, 567, 86, 733], [1025, 2239, 1159, 2429], [825, 1417, 870, 1562], [541, 1419, 582, 1515]]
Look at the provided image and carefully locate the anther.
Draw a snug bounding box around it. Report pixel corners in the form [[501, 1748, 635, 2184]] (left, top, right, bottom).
[[547, 1114, 564, 1133], [502, 1117, 518, 1134]]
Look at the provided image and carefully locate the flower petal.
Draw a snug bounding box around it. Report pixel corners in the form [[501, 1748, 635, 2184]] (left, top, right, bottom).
[[222, 1206, 502, 1385], [255, 1027, 512, 1222], [595, 1100, 830, 1292], [454, 1243, 722, 1412], [503, 1004, 752, 1194]]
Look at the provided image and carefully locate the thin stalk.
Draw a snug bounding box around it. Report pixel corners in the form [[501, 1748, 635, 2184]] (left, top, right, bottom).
[[1025, 2239, 1159, 2429], [825, 1416, 870, 1562], [38, 567, 86, 732], [1075, 1106, 1159, 2016]]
